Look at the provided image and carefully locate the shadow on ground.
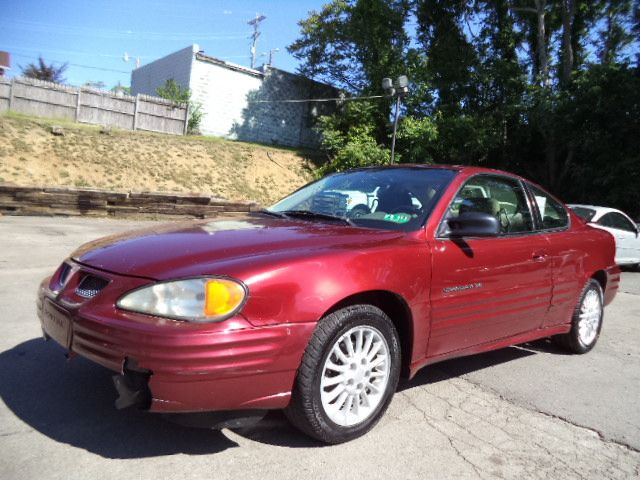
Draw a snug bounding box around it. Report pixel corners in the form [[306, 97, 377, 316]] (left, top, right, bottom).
[[0, 337, 561, 455], [0, 339, 238, 458], [399, 339, 561, 391]]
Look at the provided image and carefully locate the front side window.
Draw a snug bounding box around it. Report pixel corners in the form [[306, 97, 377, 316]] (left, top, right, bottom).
[[440, 175, 534, 236], [528, 184, 569, 230], [571, 206, 597, 222], [269, 167, 457, 232]]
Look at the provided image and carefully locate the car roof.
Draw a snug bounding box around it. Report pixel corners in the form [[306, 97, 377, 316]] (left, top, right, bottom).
[[351, 164, 527, 178]]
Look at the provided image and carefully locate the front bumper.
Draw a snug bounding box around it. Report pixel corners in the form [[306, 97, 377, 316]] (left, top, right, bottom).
[[37, 261, 315, 413]]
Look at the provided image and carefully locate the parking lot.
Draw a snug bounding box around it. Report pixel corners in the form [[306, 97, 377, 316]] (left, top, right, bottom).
[[1, 216, 638, 479]]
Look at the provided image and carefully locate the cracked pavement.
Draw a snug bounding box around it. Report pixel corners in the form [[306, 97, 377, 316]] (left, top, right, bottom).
[[1, 216, 639, 480]]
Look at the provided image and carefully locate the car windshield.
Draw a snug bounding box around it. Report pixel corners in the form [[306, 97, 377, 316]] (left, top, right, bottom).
[[570, 206, 597, 222], [268, 167, 457, 232]]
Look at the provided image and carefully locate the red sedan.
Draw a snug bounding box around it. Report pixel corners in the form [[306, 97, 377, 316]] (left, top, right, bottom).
[[37, 165, 619, 443]]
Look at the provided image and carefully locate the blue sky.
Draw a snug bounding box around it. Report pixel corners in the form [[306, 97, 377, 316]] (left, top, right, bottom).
[[0, 0, 325, 88]]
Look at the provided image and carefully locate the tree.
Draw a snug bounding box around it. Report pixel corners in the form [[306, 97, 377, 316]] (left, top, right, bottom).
[[289, 0, 640, 218], [289, 0, 411, 143], [415, 0, 478, 113], [111, 83, 131, 95], [156, 79, 190, 104], [155, 79, 204, 134], [314, 100, 390, 175], [598, 0, 635, 64], [20, 56, 67, 83]]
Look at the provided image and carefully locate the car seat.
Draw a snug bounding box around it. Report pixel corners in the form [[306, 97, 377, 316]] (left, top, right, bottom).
[[376, 185, 415, 213]]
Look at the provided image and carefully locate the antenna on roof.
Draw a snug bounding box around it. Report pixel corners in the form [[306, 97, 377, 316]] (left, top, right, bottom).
[[248, 13, 266, 69]]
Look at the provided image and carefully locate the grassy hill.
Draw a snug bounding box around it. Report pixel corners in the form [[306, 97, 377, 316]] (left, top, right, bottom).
[[0, 113, 321, 206]]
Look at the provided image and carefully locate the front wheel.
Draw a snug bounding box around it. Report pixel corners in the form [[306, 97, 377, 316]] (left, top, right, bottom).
[[553, 279, 604, 354], [285, 305, 401, 444]]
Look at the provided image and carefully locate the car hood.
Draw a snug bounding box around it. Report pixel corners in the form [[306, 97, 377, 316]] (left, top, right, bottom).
[[72, 214, 406, 280]]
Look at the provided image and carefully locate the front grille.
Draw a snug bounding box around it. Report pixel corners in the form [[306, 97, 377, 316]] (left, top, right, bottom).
[[312, 192, 348, 216], [75, 274, 110, 298]]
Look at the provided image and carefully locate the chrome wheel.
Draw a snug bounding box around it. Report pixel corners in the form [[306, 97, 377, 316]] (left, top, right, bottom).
[[320, 325, 391, 427], [578, 288, 602, 346]]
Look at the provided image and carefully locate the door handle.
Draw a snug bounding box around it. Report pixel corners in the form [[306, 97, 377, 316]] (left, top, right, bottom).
[[532, 251, 548, 262]]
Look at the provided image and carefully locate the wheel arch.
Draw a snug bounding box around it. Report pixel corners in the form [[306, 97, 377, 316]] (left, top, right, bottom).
[[323, 290, 414, 378], [591, 270, 607, 292]]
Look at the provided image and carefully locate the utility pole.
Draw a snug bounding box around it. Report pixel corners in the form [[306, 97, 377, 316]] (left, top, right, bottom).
[[268, 48, 279, 67], [248, 14, 266, 69], [382, 75, 409, 164]]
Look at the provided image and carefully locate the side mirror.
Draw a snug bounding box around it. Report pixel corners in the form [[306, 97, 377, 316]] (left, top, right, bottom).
[[448, 212, 500, 238]]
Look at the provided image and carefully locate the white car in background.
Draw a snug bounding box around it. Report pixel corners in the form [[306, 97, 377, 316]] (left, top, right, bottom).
[[569, 204, 640, 268]]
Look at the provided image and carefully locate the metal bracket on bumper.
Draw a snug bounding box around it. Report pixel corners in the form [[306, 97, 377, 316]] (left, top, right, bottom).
[[112, 358, 152, 410]]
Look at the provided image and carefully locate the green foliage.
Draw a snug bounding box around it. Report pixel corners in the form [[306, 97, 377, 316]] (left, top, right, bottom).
[[20, 56, 67, 83], [289, 0, 410, 142], [111, 83, 131, 95], [395, 116, 438, 164], [187, 102, 204, 135], [156, 79, 203, 134], [315, 101, 390, 175], [290, 0, 640, 217], [156, 79, 190, 104], [562, 65, 640, 214]]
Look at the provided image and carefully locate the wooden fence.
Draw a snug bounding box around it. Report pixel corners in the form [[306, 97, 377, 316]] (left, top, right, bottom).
[[0, 77, 188, 135], [0, 185, 258, 219]]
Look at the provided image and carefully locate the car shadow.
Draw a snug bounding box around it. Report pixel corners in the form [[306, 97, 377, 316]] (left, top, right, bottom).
[[1, 337, 561, 454], [399, 338, 562, 390], [0, 339, 239, 459]]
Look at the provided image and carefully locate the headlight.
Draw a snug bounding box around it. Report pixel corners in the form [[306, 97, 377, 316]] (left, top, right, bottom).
[[116, 277, 247, 323]]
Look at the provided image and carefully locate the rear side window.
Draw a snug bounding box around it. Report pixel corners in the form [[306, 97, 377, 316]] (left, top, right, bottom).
[[528, 184, 569, 230], [598, 212, 637, 233]]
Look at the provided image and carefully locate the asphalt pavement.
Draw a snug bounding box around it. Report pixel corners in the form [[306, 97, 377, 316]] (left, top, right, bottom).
[[0, 216, 638, 480]]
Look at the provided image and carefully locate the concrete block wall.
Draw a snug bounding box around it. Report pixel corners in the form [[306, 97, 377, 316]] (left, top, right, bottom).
[[189, 55, 263, 138], [131, 45, 195, 96], [131, 46, 338, 148], [230, 67, 338, 149]]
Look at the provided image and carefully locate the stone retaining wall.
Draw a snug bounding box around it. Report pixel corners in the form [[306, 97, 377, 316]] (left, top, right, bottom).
[[0, 184, 258, 219]]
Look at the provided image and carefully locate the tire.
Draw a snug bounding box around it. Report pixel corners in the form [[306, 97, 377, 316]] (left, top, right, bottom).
[[553, 279, 604, 354], [285, 304, 401, 444], [347, 204, 370, 218]]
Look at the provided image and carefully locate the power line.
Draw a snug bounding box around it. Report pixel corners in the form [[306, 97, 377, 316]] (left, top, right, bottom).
[[248, 94, 386, 104], [0, 19, 251, 41], [4, 45, 150, 60], [12, 54, 130, 74]]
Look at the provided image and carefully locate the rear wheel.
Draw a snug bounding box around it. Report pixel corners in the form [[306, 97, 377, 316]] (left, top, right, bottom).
[[553, 279, 604, 354], [285, 305, 400, 444]]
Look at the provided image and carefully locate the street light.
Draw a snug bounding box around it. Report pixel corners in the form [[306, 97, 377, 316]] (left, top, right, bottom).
[[382, 75, 409, 164]]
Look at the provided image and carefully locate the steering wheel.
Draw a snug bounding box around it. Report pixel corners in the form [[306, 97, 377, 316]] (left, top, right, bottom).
[[498, 208, 511, 232]]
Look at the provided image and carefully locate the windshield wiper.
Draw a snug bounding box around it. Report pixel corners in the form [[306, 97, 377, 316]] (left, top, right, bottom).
[[258, 209, 288, 218], [280, 210, 354, 226]]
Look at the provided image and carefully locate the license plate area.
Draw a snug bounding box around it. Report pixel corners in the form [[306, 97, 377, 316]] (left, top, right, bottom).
[[42, 299, 72, 349]]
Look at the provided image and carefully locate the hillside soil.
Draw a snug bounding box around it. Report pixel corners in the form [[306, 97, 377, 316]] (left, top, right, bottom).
[[0, 114, 321, 206]]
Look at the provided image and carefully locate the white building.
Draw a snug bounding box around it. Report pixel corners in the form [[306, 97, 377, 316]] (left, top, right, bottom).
[[131, 45, 336, 148]]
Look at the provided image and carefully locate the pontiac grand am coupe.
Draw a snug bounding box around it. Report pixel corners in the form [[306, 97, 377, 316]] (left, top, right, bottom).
[[38, 165, 619, 443]]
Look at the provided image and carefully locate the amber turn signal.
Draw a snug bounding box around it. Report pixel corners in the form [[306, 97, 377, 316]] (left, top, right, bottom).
[[204, 279, 246, 317]]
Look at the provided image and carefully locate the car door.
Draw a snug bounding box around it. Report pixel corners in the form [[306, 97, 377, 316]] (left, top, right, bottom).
[[596, 212, 640, 265], [428, 174, 553, 357]]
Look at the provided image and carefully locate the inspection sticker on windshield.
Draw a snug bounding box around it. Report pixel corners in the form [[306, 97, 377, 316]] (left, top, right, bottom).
[[383, 213, 411, 224]]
